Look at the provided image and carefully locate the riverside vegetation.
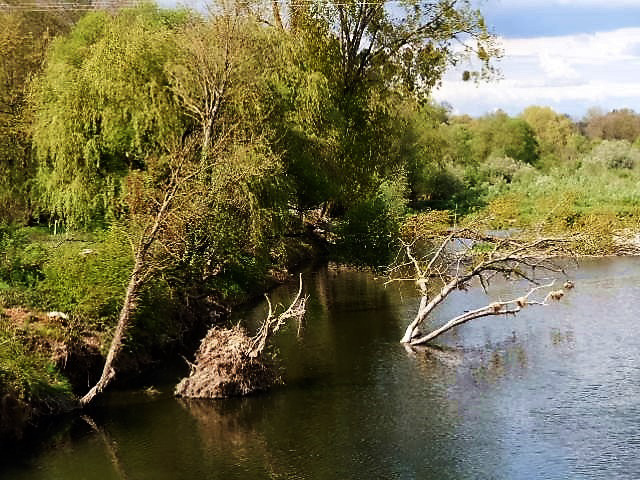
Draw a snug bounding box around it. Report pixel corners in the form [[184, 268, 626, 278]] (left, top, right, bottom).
[[1, 0, 639, 437]]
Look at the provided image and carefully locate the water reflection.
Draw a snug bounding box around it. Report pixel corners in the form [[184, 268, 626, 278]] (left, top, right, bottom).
[[81, 416, 128, 480], [178, 398, 289, 478], [6, 257, 640, 479]]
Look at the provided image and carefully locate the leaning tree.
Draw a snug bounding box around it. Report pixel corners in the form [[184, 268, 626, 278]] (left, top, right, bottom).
[[388, 213, 577, 346]]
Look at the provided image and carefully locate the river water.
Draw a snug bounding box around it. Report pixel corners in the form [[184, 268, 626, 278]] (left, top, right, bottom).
[[3, 257, 640, 479]]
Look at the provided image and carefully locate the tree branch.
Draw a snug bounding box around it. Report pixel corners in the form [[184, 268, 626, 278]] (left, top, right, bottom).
[[390, 229, 575, 344], [409, 281, 559, 346]]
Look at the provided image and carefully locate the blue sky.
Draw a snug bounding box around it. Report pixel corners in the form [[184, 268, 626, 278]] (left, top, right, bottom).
[[432, 0, 640, 118], [480, 0, 640, 37]]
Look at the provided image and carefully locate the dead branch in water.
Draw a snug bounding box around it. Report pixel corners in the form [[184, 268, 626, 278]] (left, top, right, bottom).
[[387, 228, 575, 345], [409, 281, 562, 346], [249, 273, 307, 358]]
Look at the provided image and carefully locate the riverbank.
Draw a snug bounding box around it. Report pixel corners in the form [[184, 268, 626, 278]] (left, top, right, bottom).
[[0, 221, 328, 440], [3, 209, 640, 441]]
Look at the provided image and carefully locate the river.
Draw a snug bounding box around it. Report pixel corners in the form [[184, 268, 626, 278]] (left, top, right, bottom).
[[3, 257, 640, 479]]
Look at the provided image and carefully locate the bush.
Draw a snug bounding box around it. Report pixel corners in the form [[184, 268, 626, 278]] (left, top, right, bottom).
[[0, 225, 47, 289], [582, 140, 640, 170], [337, 177, 408, 267], [477, 155, 535, 184], [34, 229, 132, 329]]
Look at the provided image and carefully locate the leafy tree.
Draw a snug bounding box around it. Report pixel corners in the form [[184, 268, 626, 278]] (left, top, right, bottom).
[[260, 0, 499, 213], [521, 106, 583, 165], [0, 9, 73, 223], [31, 5, 190, 228], [470, 111, 539, 165], [298, 0, 499, 95]]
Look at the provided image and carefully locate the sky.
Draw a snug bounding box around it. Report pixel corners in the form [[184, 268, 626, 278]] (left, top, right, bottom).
[[157, 0, 640, 119], [432, 0, 640, 118]]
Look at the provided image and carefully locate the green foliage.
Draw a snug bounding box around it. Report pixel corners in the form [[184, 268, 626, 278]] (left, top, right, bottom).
[[0, 10, 72, 224], [520, 106, 583, 167], [401, 210, 452, 242], [0, 225, 47, 289], [474, 144, 640, 244], [31, 5, 190, 228], [305, 0, 499, 96], [477, 155, 535, 184], [33, 230, 132, 328], [127, 278, 179, 353], [468, 111, 539, 165], [0, 324, 72, 411], [337, 177, 408, 267]]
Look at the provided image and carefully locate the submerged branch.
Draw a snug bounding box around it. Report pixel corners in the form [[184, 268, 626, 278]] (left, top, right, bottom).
[[409, 281, 559, 346]]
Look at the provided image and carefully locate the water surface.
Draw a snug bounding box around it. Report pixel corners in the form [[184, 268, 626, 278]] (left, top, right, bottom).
[[3, 257, 640, 479]]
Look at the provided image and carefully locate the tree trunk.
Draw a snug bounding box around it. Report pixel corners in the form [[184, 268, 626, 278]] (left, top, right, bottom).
[[400, 278, 458, 343], [272, 0, 284, 30], [79, 260, 143, 406]]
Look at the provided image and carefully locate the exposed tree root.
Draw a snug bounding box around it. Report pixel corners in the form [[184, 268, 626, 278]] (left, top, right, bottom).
[[175, 276, 306, 399], [175, 326, 278, 398]]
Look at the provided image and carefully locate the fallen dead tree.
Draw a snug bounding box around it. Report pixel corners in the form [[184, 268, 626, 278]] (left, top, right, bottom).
[[387, 227, 576, 346], [175, 275, 306, 398]]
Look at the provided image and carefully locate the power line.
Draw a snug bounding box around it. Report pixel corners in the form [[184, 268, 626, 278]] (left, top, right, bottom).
[[0, 2, 143, 10], [0, 0, 395, 11]]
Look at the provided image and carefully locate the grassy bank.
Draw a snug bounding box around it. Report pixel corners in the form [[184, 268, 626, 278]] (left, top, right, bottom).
[[465, 143, 640, 255], [0, 221, 322, 437]]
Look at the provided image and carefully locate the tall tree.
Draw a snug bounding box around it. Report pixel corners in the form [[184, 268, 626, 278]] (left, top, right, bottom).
[[521, 106, 584, 165], [305, 0, 499, 95], [470, 111, 539, 165], [31, 5, 190, 227], [73, 7, 288, 404], [0, 8, 73, 222]]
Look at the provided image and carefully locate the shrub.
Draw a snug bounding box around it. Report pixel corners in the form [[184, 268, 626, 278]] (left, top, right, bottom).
[[582, 140, 640, 170], [477, 155, 535, 184]]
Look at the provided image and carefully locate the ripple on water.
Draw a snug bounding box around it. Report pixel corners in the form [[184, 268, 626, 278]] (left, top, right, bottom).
[[5, 258, 640, 479]]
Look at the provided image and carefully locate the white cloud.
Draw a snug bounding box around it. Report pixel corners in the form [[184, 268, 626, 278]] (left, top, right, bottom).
[[503, 29, 640, 63], [433, 28, 640, 117], [538, 52, 579, 80]]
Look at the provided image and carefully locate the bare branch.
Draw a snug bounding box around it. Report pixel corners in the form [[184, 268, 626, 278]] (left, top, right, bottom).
[[409, 281, 558, 346], [248, 274, 307, 358], [389, 228, 575, 344]]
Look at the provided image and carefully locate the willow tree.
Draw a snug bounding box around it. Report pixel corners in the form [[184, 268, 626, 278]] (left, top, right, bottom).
[[78, 7, 289, 404], [31, 5, 191, 228], [0, 8, 74, 223], [80, 136, 283, 405]]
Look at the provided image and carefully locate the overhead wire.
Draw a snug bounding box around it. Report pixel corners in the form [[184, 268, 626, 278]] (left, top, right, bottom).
[[0, 0, 395, 11]]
